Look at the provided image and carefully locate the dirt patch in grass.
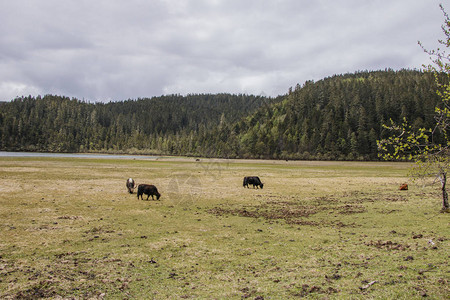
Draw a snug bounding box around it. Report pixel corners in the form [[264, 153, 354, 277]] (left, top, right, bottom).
[[365, 240, 411, 251], [13, 280, 60, 300], [340, 191, 409, 204], [338, 204, 366, 214], [209, 194, 370, 224], [384, 196, 408, 202], [290, 284, 339, 297], [1, 252, 144, 299], [209, 200, 321, 225], [209, 196, 334, 225]]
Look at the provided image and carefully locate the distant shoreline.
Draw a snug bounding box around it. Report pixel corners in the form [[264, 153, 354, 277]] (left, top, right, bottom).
[[0, 151, 159, 160], [0, 151, 413, 169]]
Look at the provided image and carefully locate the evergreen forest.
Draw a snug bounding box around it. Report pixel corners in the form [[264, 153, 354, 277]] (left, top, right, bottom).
[[0, 69, 444, 160]]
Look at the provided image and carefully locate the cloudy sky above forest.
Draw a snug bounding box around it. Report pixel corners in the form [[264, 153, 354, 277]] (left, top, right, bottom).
[[0, 0, 445, 102]]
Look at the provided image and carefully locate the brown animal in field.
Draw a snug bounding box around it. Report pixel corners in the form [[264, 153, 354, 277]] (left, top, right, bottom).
[[126, 178, 136, 194], [399, 183, 408, 190]]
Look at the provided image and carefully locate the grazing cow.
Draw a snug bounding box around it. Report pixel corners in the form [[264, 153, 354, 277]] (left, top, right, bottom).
[[126, 178, 136, 194], [243, 176, 264, 189], [399, 183, 408, 190], [137, 184, 161, 200]]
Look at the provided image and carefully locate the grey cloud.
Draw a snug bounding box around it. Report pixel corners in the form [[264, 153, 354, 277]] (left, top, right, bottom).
[[0, 0, 445, 102]]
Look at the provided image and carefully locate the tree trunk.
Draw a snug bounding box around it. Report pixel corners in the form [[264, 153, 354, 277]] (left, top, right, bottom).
[[439, 172, 449, 211]]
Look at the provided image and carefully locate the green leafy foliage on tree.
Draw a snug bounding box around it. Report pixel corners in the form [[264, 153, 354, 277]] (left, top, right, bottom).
[[378, 4, 450, 211]]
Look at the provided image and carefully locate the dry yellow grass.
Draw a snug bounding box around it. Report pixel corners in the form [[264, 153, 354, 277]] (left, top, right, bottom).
[[0, 157, 448, 299]]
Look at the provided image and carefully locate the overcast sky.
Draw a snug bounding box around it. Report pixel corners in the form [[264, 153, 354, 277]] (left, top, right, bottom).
[[0, 0, 445, 102]]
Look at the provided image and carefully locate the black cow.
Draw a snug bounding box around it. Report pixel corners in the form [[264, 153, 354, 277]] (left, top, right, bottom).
[[126, 178, 136, 194], [137, 184, 161, 200], [243, 176, 264, 189]]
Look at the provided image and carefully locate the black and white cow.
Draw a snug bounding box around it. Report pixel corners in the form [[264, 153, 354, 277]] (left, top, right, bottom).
[[243, 176, 264, 189], [137, 184, 161, 200], [126, 178, 136, 194]]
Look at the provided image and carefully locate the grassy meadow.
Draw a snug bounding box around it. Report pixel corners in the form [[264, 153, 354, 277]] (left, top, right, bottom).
[[0, 156, 448, 299]]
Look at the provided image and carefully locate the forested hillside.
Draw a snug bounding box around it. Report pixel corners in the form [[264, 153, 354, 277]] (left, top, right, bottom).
[[231, 69, 442, 160], [0, 69, 443, 160], [0, 94, 277, 154]]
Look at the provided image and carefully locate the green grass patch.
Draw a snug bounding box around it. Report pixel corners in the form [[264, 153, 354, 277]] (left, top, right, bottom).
[[0, 157, 448, 299]]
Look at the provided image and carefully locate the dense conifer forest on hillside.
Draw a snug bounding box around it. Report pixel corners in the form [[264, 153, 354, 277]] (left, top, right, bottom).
[[0, 69, 444, 160]]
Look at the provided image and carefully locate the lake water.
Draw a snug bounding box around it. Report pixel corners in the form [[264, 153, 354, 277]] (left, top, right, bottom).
[[0, 151, 159, 160]]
